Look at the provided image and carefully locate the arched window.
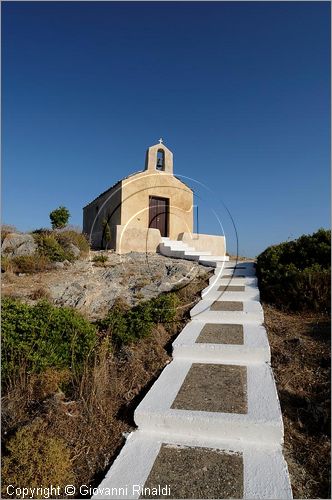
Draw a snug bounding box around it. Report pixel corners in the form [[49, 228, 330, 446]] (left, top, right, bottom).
[[156, 149, 165, 171]]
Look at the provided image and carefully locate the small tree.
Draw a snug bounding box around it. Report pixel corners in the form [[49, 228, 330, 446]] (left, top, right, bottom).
[[49, 206, 70, 230], [102, 219, 111, 249]]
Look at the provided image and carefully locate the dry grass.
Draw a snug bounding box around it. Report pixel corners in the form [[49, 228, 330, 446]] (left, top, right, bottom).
[[1, 224, 17, 243], [2, 254, 52, 274], [2, 324, 187, 495], [227, 254, 253, 262], [29, 287, 51, 300], [263, 304, 330, 499]]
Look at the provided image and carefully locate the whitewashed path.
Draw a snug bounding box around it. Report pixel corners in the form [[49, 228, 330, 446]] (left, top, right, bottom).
[[93, 258, 292, 499]]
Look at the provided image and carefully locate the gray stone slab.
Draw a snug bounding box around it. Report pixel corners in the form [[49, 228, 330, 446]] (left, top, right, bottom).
[[141, 444, 243, 499], [196, 323, 244, 344], [222, 275, 245, 279], [171, 363, 247, 413], [218, 285, 245, 292], [210, 301, 243, 311]]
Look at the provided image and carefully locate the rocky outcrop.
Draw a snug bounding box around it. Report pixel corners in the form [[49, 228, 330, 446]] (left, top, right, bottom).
[[2, 233, 37, 257], [3, 252, 212, 320], [49, 254, 211, 318]]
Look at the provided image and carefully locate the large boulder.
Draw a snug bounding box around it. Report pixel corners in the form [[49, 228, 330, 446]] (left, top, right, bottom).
[[2, 233, 37, 257]]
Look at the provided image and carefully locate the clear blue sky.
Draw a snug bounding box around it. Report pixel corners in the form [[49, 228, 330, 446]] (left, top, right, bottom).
[[2, 1, 330, 256]]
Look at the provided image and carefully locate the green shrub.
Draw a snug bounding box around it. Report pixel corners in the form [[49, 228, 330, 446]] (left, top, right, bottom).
[[31, 227, 52, 235], [99, 293, 179, 346], [98, 298, 129, 345], [56, 230, 90, 254], [126, 303, 154, 341], [92, 254, 108, 263], [2, 298, 97, 384], [256, 229, 331, 313], [2, 418, 75, 498], [49, 206, 70, 230], [34, 233, 76, 262], [32, 230, 89, 262], [102, 219, 111, 249], [149, 293, 180, 323]]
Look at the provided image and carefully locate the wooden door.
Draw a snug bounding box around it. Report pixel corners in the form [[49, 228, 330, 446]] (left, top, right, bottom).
[[149, 196, 169, 237]]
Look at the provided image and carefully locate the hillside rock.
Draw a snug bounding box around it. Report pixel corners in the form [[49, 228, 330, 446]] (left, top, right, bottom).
[[2, 233, 37, 257], [3, 252, 212, 320], [67, 243, 80, 257], [53, 262, 65, 270]]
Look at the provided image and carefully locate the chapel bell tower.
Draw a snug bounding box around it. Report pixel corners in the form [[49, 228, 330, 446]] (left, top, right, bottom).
[[144, 138, 173, 175]]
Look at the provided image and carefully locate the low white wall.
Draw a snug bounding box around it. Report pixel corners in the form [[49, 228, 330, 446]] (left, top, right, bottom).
[[114, 225, 161, 254], [178, 232, 226, 256]]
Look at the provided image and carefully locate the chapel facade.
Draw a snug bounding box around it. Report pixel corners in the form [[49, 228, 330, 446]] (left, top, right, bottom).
[[83, 141, 194, 253]]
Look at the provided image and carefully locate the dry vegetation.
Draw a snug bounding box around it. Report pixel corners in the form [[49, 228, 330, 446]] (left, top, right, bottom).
[[264, 304, 330, 499], [1, 229, 90, 274]]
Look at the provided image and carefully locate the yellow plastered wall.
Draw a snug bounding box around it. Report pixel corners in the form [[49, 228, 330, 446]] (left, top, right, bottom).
[[120, 171, 193, 240]]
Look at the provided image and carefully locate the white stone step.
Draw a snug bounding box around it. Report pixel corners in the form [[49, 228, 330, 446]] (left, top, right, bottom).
[[159, 241, 230, 267], [199, 256, 229, 267], [160, 244, 192, 251], [206, 269, 258, 295], [205, 275, 259, 298], [200, 255, 229, 262], [202, 286, 260, 302], [159, 242, 195, 255], [185, 250, 212, 255], [223, 263, 256, 277], [93, 431, 292, 499], [163, 249, 185, 258], [92, 246, 292, 499], [134, 359, 284, 445], [159, 247, 190, 258], [172, 321, 270, 363], [204, 275, 258, 289], [159, 240, 230, 267], [168, 243, 191, 249], [159, 239, 188, 246], [226, 261, 255, 268], [190, 298, 264, 324], [182, 250, 212, 261], [209, 274, 258, 287]]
